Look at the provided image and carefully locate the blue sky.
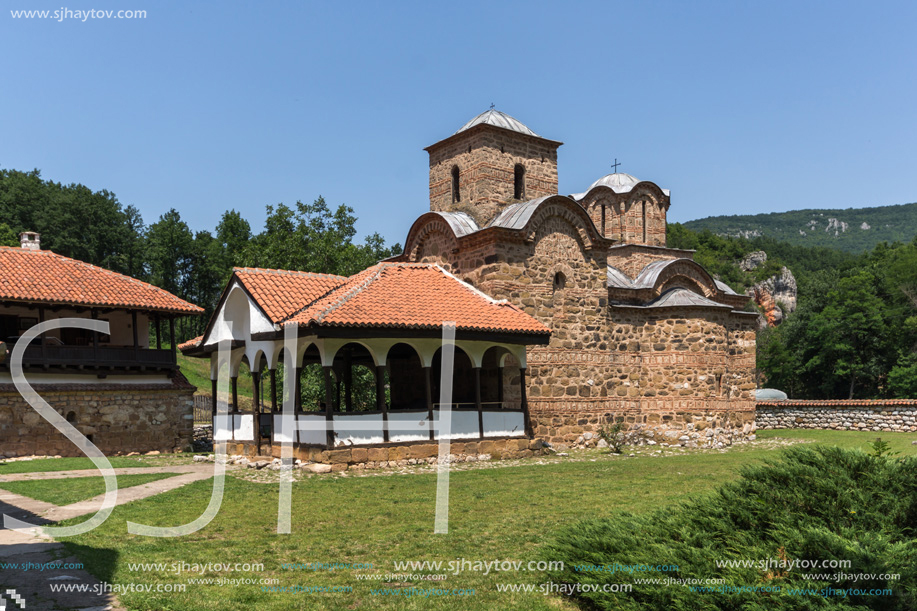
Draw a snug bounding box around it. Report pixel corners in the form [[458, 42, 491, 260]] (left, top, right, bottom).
[[3, 0, 915, 247]]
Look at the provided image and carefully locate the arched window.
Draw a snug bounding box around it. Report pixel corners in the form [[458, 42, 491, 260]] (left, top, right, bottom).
[[553, 271, 566, 293], [513, 164, 526, 200], [451, 166, 461, 203]]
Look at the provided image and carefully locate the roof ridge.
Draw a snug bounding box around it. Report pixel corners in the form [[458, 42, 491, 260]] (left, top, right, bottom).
[[234, 266, 346, 278], [313, 264, 391, 324]]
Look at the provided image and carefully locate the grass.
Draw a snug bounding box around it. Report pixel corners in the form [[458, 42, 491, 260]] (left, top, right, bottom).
[[0, 452, 203, 474], [178, 351, 257, 406], [48, 429, 917, 611], [0, 473, 181, 506]]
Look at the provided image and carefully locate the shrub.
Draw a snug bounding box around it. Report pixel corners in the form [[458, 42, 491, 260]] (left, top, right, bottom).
[[545, 446, 917, 610], [598, 421, 627, 454]]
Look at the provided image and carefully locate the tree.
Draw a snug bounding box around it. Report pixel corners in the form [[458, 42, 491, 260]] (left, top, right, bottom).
[[0, 223, 18, 247], [244, 196, 400, 276], [146, 209, 195, 299], [216, 209, 252, 281]]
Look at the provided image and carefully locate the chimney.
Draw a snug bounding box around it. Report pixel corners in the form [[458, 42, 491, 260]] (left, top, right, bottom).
[[19, 232, 40, 251]]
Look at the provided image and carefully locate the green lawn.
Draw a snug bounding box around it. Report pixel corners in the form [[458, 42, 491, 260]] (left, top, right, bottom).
[[1, 473, 181, 506], [52, 429, 917, 610], [0, 456, 153, 475]]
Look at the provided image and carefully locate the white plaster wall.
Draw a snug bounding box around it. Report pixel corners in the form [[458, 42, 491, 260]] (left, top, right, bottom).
[[434, 410, 479, 440], [205, 282, 274, 346], [482, 411, 525, 437], [333, 414, 385, 446], [388, 410, 432, 443]]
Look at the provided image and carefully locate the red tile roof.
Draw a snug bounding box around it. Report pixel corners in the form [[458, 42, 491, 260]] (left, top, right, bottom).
[[0, 247, 203, 314], [284, 263, 549, 335], [233, 268, 345, 323], [178, 335, 203, 350]]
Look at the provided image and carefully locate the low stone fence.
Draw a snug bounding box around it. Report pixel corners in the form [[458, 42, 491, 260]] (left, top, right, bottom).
[[756, 399, 917, 432]]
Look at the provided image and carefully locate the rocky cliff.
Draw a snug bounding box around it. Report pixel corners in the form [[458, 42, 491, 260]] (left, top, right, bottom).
[[740, 251, 798, 328]]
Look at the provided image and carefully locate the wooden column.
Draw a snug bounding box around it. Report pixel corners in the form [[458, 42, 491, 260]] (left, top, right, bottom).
[[497, 365, 504, 408], [91, 309, 99, 364], [131, 311, 139, 362], [344, 349, 353, 412], [155, 315, 162, 350], [294, 366, 302, 412], [424, 366, 434, 441], [211, 379, 217, 417], [231, 376, 238, 413], [475, 367, 484, 439], [323, 366, 335, 448], [376, 365, 388, 442], [520, 368, 532, 437], [169, 317, 176, 365], [252, 371, 261, 454], [38, 306, 46, 361], [270, 369, 278, 412]]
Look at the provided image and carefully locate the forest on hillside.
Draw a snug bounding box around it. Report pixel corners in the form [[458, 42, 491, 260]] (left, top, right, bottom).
[[0, 169, 401, 341], [669, 224, 917, 400], [1, 168, 914, 400], [683, 201, 917, 253]]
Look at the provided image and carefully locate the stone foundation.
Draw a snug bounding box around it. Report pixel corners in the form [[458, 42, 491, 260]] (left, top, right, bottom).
[[224, 437, 545, 471], [0, 380, 195, 457], [756, 400, 917, 432], [531, 402, 756, 448]]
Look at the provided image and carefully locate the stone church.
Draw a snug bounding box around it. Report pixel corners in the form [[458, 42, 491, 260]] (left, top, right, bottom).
[[393, 109, 758, 446]]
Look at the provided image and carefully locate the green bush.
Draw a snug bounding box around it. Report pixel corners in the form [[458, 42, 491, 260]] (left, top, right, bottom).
[[545, 446, 917, 610]]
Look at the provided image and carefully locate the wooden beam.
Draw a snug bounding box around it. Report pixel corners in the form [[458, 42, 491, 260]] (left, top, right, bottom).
[[91, 309, 99, 364], [169, 317, 176, 365], [131, 311, 139, 362]]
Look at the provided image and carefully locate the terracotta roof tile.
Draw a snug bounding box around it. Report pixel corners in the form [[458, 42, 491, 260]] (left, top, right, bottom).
[[178, 335, 203, 350], [0, 247, 203, 314], [233, 268, 346, 323], [283, 263, 550, 335]]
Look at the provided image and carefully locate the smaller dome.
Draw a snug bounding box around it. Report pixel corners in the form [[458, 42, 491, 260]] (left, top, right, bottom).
[[755, 388, 788, 401], [588, 173, 640, 191]]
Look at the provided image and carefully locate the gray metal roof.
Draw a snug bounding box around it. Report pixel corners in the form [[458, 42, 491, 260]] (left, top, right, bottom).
[[646, 288, 733, 310], [434, 211, 480, 237], [488, 196, 551, 230], [607, 266, 635, 289], [570, 172, 671, 200], [714, 279, 738, 295], [633, 259, 679, 288], [454, 109, 540, 137], [756, 388, 788, 401]]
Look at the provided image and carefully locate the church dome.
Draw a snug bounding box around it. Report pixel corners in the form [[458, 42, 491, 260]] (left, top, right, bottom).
[[588, 172, 641, 191], [454, 109, 540, 137]]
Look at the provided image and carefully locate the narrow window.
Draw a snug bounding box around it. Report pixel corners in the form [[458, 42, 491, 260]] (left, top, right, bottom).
[[513, 164, 526, 200], [451, 166, 461, 203], [642, 201, 647, 243], [601, 204, 606, 236], [553, 272, 566, 293]]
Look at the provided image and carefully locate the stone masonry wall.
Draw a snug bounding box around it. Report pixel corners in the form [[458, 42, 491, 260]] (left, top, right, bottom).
[[226, 437, 546, 472], [756, 400, 917, 432], [0, 384, 195, 457], [428, 127, 560, 227]]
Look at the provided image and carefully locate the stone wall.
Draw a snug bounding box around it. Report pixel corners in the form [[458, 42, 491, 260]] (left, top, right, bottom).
[[756, 400, 917, 432], [0, 380, 195, 457], [427, 126, 560, 226], [225, 437, 546, 471]]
